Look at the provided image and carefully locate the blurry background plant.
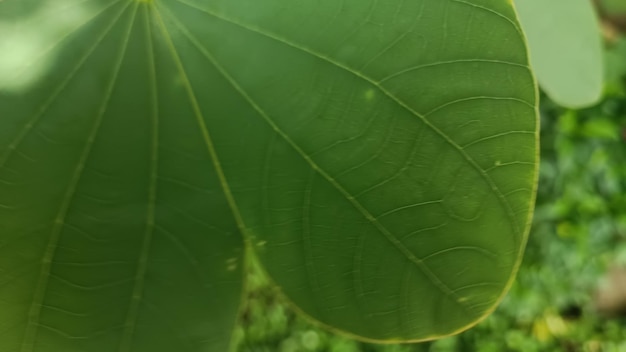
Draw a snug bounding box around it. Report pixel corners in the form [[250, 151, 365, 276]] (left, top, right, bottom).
[[234, 2, 626, 351]]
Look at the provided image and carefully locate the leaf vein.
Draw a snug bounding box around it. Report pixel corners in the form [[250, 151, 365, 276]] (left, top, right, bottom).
[[119, 4, 159, 351], [19, 3, 136, 351]]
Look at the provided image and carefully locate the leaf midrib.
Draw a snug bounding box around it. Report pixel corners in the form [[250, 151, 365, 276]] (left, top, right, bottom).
[[118, 3, 160, 352]]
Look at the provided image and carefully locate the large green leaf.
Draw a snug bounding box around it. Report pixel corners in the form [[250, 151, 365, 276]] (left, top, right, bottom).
[[514, 0, 604, 108], [0, 0, 538, 350]]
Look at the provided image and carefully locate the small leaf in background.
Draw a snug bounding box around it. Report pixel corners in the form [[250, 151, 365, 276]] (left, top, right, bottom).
[[514, 0, 605, 108]]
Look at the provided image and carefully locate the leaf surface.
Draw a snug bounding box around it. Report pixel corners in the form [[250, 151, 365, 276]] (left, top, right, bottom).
[[0, 0, 538, 350], [209, 0, 538, 341], [0, 1, 243, 351]]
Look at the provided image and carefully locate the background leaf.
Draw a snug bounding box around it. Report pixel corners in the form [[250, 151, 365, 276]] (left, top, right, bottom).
[[514, 0, 604, 108]]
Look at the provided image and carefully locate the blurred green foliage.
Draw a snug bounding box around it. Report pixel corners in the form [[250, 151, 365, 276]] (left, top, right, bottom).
[[233, 24, 626, 352], [599, 0, 626, 15]]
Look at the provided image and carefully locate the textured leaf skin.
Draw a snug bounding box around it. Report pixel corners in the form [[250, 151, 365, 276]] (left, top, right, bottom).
[[0, 1, 243, 351], [0, 0, 538, 350], [514, 0, 604, 108], [217, 0, 538, 342]]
